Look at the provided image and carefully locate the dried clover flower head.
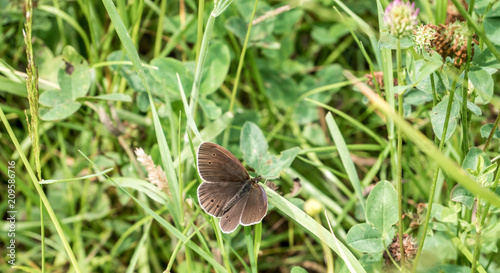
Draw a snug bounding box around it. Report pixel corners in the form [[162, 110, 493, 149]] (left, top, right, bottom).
[[429, 21, 478, 68], [383, 234, 418, 268], [384, 0, 419, 38]]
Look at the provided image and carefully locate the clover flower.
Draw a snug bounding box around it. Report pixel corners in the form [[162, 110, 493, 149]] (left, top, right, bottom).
[[413, 24, 436, 54], [429, 21, 478, 68], [383, 234, 418, 268], [384, 0, 419, 39]]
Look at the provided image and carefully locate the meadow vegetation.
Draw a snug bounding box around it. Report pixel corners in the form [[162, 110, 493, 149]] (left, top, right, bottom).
[[1, 0, 500, 272]]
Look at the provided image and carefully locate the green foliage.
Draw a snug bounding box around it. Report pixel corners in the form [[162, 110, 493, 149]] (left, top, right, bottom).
[[347, 181, 397, 253], [431, 95, 460, 141], [240, 121, 300, 177], [2, 0, 500, 272]]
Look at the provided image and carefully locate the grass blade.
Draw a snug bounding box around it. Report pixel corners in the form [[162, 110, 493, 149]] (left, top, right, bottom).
[[325, 112, 366, 216]]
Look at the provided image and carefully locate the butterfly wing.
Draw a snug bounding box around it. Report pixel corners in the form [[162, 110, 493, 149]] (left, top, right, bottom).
[[219, 191, 250, 233], [197, 142, 250, 183], [240, 184, 268, 226], [197, 181, 245, 217]]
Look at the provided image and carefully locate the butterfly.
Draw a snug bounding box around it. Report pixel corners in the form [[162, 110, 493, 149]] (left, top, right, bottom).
[[197, 142, 268, 233]]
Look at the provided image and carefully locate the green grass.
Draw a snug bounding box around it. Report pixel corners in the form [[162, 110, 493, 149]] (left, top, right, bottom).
[[1, 0, 500, 272]]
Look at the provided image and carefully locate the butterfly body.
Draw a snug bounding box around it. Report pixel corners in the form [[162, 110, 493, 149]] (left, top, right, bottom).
[[222, 175, 262, 215], [197, 142, 268, 233]]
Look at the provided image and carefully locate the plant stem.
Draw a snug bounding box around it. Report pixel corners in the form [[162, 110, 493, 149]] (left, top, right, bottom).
[[222, 0, 259, 147], [195, 0, 204, 61], [471, 164, 500, 272], [460, 0, 475, 160], [154, 0, 167, 58], [188, 14, 216, 116], [396, 39, 405, 269], [412, 74, 460, 273], [228, 0, 259, 114], [471, 196, 481, 273], [483, 111, 500, 152]]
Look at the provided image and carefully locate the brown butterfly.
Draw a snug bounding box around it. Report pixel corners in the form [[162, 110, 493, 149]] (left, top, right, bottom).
[[197, 142, 268, 233]]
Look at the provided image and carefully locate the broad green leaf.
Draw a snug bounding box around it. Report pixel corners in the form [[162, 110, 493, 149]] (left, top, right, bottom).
[[259, 147, 300, 178], [199, 97, 222, 120], [431, 95, 460, 141], [151, 57, 193, 99], [346, 223, 384, 253], [473, 47, 500, 69], [241, 121, 268, 169], [234, 0, 274, 34], [59, 46, 90, 100], [484, 2, 500, 45], [290, 266, 308, 273], [39, 46, 90, 120], [431, 204, 458, 223], [450, 184, 474, 209], [393, 84, 413, 94], [200, 41, 230, 95], [469, 67, 493, 103], [403, 89, 433, 106], [451, 148, 495, 208], [39, 87, 81, 121], [39, 100, 81, 121], [480, 123, 500, 138], [420, 232, 458, 269], [107, 51, 162, 96], [36, 44, 63, 83], [378, 33, 413, 49], [428, 265, 471, 273], [136, 92, 150, 112], [311, 24, 351, 45], [366, 181, 398, 235], [39, 89, 72, 106], [293, 67, 344, 124], [262, 69, 299, 109], [240, 121, 299, 177], [225, 16, 273, 44], [273, 8, 303, 34], [303, 123, 327, 146], [462, 147, 492, 172], [416, 59, 442, 82]]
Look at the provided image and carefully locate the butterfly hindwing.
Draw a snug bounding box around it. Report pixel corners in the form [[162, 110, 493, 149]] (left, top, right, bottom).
[[197, 181, 245, 217], [219, 191, 249, 233], [240, 184, 268, 225]]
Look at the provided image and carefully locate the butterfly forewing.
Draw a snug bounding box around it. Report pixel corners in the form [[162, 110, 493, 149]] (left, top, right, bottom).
[[198, 181, 245, 217], [197, 142, 250, 183], [240, 185, 268, 225], [219, 191, 249, 233]]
